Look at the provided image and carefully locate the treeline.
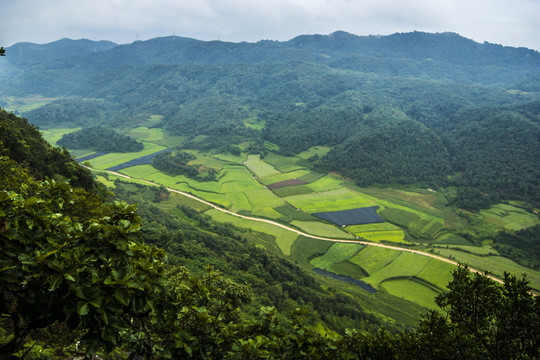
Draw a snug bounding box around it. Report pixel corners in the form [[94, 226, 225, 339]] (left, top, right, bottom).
[[1, 110, 539, 359], [0, 109, 94, 190], [57, 126, 144, 152], [17, 40, 540, 209], [151, 151, 217, 181]]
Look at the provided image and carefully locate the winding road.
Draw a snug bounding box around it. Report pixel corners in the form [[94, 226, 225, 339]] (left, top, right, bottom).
[[103, 168, 505, 284]]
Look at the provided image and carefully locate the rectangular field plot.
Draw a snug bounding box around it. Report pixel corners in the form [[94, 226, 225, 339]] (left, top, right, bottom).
[[267, 178, 308, 190], [284, 188, 378, 213], [260, 169, 311, 186], [480, 203, 539, 231], [306, 175, 344, 192], [356, 230, 407, 244], [129, 126, 164, 141], [89, 142, 167, 170], [313, 206, 383, 226], [41, 128, 81, 146], [416, 261, 456, 290], [262, 152, 305, 172], [349, 246, 401, 275], [272, 185, 314, 197], [290, 220, 355, 239], [360, 251, 433, 287], [434, 249, 540, 291], [310, 243, 365, 270], [347, 222, 402, 233], [381, 278, 439, 309], [245, 154, 280, 178]]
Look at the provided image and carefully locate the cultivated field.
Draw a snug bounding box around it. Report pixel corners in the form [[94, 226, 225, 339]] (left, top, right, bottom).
[[46, 124, 540, 311]]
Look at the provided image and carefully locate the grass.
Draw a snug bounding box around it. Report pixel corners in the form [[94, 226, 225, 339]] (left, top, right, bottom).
[[88, 142, 167, 170], [356, 230, 407, 244], [347, 222, 402, 233], [5, 96, 57, 113], [306, 175, 344, 192], [310, 243, 365, 270], [480, 203, 539, 231], [330, 261, 368, 278], [290, 220, 355, 239], [262, 152, 305, 172], [205, 208, 298, 255], [381, 278, 439, 309], [433, 248, 540, 291], [260, 169, 311, 186], [349, 246, 401, 275], [284, 188, 377, 213], [245, 154, 281, 178], [297, 172, 326, 183], [40, 128, 81, 146], [128, 126, 164, 141], [273, 204, 318, 222], [296, 146, 331, 160], [290, 236, 333, 268], [272, 185, 314, 197]]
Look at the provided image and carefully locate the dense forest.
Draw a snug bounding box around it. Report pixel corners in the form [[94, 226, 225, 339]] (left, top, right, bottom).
[[1, 95, 539, 359], [57, 126, 144, 152], [4, 32, 539, 209]]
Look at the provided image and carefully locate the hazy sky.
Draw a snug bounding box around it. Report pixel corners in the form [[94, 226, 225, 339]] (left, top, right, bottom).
[[2, 0, 540, 50]]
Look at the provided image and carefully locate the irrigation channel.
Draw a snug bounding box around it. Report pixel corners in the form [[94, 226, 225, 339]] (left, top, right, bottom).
[[104, 169, 505, 285]]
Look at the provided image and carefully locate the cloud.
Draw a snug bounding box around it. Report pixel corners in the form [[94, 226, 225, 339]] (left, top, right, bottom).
[[1, 0, 539, 50]]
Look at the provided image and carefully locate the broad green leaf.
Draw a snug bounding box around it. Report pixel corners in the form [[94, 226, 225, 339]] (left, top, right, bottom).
[[77, 301, 89, 316], [114, 287, 130, 306]]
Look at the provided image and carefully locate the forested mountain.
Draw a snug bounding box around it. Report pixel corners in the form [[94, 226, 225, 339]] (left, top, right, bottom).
[[1, 109, 538, 359], [3, 31, 540, 208]]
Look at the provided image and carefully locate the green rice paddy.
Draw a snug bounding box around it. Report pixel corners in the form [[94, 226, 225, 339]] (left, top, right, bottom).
[[50, 124, 538, 311]]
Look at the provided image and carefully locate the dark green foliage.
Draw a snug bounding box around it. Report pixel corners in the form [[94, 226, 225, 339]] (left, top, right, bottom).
[[0, 109, 94, 190], [57, 126, 144, 152], [493, 225, 540, 269], [319, 121, 450, 186], [444, 102, 540, 205], [151, 151, 217, 181]]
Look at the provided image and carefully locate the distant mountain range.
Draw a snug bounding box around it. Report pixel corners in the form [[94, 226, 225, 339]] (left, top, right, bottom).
[[1, 31, 539, 207]]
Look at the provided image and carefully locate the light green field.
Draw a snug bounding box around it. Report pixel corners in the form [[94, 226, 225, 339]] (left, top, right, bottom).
[[306, 175, 344, 192], [262, 152, 305, 172], [261, 169, 311, 185], [290, 220, 354, 239], [434, 248, 540, 290], [40, 128, 81, 146], [310, 243, 365, 270], [285, 188, 378, 213], [361, 252, 433, 287], [480, 203, 539, 231], [431, 245, 499, 256], [5, 96, 57, 113], [349, 246, 401, 275], [296, 146, 331, 160], [245, 154, 281, 178], [381, 279, 439, 309], [129, 126, 164, 141], [347, 222, 402, 233], [356, 230, 407, 244], [205, 209, 298, 255], [88, 142, 167, 169]]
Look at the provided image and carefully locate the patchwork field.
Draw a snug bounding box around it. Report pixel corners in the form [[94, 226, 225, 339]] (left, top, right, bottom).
[[46, 125, 540, 312]]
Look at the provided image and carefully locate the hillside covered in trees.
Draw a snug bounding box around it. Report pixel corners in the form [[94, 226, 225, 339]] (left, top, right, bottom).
[[1, 93, 539, 360], [3, 31, 539, 209]]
